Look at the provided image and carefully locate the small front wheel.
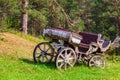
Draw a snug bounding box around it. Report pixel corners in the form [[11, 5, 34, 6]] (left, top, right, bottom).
[[33, 42, 54, 63], [88, 55, 105, 69]]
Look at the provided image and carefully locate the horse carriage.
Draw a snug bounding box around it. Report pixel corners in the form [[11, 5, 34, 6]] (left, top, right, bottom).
[[33, 28, 120, 70]]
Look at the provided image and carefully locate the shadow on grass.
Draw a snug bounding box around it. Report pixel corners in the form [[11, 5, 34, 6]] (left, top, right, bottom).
[[20, 58, 35, 65], [20, 58, 90, 70], [20, 58, 56, 69], [74, 61, 89, 68]]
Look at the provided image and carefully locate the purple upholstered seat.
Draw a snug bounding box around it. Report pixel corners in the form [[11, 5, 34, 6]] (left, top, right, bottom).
[[100, 40, 111, 52], [79, 32, 100, 47], [102, 40, 111, 48], [78, 32, 101, 54]]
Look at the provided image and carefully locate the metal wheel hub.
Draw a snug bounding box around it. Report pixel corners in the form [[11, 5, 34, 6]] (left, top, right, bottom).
[[94, 61, 101, 67], [64, 57, 69, 63], [41, 52, 45, 56]]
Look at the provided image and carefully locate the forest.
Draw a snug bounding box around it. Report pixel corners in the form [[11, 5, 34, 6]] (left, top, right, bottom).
[[0, 0, 120, 40], [0, 0, 120, 79]]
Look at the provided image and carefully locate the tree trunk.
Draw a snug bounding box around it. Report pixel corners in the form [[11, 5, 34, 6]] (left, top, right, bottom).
[[22, 13, 28, 34], [21, 0, 29, 34]]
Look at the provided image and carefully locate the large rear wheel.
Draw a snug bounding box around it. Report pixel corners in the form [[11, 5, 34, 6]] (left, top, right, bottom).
[[33, 42, 54, 63]]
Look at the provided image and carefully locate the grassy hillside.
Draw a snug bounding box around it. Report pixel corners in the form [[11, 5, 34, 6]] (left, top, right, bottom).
[[0, 32, 120, 80]]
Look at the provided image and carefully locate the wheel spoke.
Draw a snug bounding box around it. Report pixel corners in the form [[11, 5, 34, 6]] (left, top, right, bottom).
[[46, 47, 50, 52], [36, 54, 42, 62], [90, 63, 95, 66], [67, 51, 72, 57], [60, 54, 65, 59], [45, 56, 49, 61], [67, 61, 73, 67], [94, 57, 99, 61], [38, 46, 43, 51], [44, 43, 47, 51], [36, 54, 41, 58], [91, 57, 96, 62], [68, 57, 74, 60], [91, 60, 95, 63], [46, 53, 54, 56], [57, 59, 64, 63], [64, 62, 67, 70], [59, 62, 64, 68], [89, 60, 94, 66], [42, 56, 44, 62], [65, 50, 67, 58]]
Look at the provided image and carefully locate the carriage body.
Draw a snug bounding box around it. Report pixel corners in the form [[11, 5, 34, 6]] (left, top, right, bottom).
[[33, 28, 118, 70], [43, 28, 111, 54]]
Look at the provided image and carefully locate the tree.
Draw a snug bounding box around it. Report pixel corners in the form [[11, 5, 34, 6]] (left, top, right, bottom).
[[0, 0, 20, 30], [105, 0, 120, 36], [28, 0, 48, 35], [21, 0, 29, 34]]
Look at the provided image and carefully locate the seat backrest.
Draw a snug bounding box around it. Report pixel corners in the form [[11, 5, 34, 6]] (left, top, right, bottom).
[[79, 32, 100, 45]]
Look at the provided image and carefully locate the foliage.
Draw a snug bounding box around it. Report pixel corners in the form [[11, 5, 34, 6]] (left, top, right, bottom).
[[0, 0, 120, 53], [0, 0, 20, 29], [0, 0, 119, 35]]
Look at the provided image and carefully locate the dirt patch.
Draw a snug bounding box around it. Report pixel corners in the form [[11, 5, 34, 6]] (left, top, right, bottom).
[[0, 33, 38, 59]]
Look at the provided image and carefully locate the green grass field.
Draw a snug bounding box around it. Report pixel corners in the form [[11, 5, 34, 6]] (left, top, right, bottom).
[[0, 32, 120, 80]]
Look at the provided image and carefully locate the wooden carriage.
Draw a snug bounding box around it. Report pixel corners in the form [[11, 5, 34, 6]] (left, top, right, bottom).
[[33, 28, 120, 70]]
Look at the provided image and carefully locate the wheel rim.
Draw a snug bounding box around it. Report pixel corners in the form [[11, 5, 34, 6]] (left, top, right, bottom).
[[89, 55, 105, 69], [33, 42, 54, 63], [56, 48, 76, 70]]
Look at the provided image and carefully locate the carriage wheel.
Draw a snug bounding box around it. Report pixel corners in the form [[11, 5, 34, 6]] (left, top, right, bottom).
[[33, 42, 54, 63], [88, 55, 105, 69], [55, 47, 76, 70]]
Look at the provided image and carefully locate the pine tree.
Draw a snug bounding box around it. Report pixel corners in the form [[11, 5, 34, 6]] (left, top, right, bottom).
[[21, 0, 29, 34]]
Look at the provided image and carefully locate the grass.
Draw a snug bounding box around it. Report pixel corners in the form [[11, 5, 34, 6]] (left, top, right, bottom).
[[0, 31, 120, 80], [0, 54, 120, 80]]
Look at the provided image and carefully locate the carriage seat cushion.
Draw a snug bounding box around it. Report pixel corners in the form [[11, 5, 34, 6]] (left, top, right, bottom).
[[78, 32, 101, 48], [100, 40, 111, 52]]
